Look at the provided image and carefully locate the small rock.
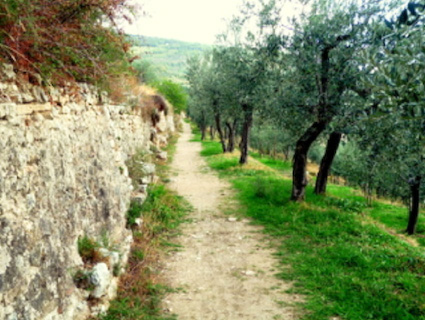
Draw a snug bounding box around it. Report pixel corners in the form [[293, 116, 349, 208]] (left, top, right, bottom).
[[100, 91, 110, 105], [139, 177, 152, 185], [21, 92, 34, 103], [138, 184, 148, 194], [243, 270, 256, 276], [131, 193, 147, 204], [1, 64, 16, 80], [227, 217, 237, 222], [110, 251, 120, 266], [134, 218, 143, 227], [156, 151, 167, 161], [141, 163, 155, 175], [98, 248, 110, 258], [6, 312, 18, 320], [90, 263, 110, 298], [33, 87, 48, 103]]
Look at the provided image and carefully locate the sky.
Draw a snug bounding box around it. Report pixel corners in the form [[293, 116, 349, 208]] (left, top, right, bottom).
[[121, 0, 243, 44]]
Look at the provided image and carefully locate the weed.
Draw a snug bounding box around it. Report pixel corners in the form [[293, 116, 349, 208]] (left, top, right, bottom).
[[100, 230, 110, 248], [112, 263, 121, 277], [126, 149, 154, 190], [73, 270, 94, 291], [126, 201, 143, 227], [77, 235, 102, 264], [132, 249, 145, 261]]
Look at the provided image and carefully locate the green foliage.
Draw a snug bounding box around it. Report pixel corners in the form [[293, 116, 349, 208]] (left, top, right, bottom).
[[77, 235, 101, 264], [200, 138, 425, 319], [132, 249, 145, 261], [73, 270, 95, 291], [250, 124, 296, 159], [126, 202, 143, 227], [153, 80, 188, 114], [141, 185, 189, 234], [126, 150, 153, 190], [102, 184, 189, 319], [0, 0, 134, 85], [101, 293, 177, 320], [132, 59, 160, 84]]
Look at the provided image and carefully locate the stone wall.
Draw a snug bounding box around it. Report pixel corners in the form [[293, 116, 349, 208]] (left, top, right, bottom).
[[0, 66, 175, 320]]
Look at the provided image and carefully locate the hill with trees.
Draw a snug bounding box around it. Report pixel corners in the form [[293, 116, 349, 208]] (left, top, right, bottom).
[[129, 35, 210, 85]]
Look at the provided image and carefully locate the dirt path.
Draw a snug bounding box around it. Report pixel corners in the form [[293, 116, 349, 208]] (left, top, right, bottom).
[[164, 122, 299, 320]]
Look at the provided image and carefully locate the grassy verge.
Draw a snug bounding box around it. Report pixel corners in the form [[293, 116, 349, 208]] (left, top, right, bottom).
[[198, 138, 425, 320], [251, 152, 292, 175], [99, 137, 191, 320]]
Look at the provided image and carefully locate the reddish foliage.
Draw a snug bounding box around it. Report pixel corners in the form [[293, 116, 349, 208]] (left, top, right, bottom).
[[0, 0, 135, 85]]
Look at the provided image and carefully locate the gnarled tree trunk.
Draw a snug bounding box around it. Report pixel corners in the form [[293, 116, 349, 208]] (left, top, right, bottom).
[[214, 113, 227, 153], [406, 176, 421, 235], [225, 119, 237, 153], [291, 120, 328, 201], [314, 131, 342, 195]]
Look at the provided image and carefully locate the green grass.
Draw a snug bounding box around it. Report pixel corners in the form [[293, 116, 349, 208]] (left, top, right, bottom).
[[100, 134, 191, 320], [77, 235, 101, 264], [100, 184, 190, 320], [199, 139, 425, 320], [200, 140, 223, 157], [252, 151, 425, 247], [251, 152, 292, 174]]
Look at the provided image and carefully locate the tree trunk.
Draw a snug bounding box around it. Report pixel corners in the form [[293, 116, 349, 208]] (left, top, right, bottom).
[[210, 126, 215, 140], [200, 126, 206, 141], [214, 113, 227, 153], [225, 119, 237, 153], [406, 176, 421, 235], [239, 107, 253, 164], [291, 120, 328, 201], [284, 147, 291, 161], [314, 131, 342, 195]]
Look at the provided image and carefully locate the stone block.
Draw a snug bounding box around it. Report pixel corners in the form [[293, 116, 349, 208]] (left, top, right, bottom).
[[16, 103, 52, 115]]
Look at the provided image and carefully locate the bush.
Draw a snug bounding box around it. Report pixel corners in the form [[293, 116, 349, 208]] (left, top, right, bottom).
[[153, 80, 188, 114], [77, 235, 101, 264], [126, 201, 143, 227], [0, 0, 134, 86]]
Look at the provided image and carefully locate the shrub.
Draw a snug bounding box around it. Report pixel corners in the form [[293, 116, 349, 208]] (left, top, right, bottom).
[[0, 0, 135, 86], [153, 80, 188, 114], [126, 201, 143, 227], [77, 235, 101, 264]]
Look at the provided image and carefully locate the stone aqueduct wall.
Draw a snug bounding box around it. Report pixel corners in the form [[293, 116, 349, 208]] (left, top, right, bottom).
[[0, 65, 176, 320]]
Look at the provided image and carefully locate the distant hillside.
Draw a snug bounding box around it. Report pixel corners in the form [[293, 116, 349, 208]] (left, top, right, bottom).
[[129, 35, 210, 85]]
